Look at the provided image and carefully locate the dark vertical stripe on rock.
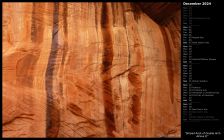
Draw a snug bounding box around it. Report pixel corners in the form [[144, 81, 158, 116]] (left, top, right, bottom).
[[121, 3, 126, 27], [45, 3, 60, 138], [124, 9, 144, 133], [127, 46, 144, 135], [94, 3, 98, 30], [128, 68, 142, 125], [111, 3, 115, 26], [160, 26, 174, 104], [31, 3, 44, 43], [61, 3, 68, 66], [31, 3, 36, 42], [101, 3, 115, 137]]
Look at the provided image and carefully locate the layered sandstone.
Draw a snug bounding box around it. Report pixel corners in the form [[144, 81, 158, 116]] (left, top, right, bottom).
[[2, 2, 181, 137]]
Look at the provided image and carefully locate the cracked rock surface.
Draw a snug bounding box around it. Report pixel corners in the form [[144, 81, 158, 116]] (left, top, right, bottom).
[[3, 2, 181, 138]]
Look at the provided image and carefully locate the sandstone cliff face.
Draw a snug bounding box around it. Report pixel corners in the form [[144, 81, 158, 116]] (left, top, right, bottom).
[[2, 2, 181, 138]]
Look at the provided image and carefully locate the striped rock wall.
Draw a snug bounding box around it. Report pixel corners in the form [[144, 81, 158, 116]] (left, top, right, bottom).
[[2, 2, 181, 138]]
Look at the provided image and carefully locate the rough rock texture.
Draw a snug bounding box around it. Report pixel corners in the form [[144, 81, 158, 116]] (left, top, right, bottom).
[[139, 2, 181, 25], [2, 2, 181, 138]]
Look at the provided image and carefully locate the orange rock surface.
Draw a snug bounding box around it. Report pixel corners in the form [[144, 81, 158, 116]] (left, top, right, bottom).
[[3, 2, 181, 138]]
